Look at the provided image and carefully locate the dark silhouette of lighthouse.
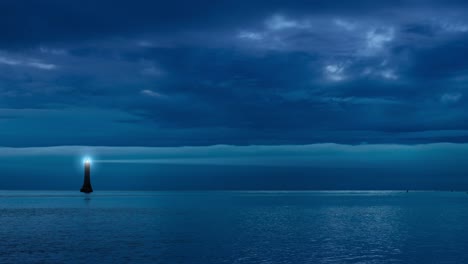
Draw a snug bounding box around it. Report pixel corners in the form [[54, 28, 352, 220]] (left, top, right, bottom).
[[80, 159, 93, 193]]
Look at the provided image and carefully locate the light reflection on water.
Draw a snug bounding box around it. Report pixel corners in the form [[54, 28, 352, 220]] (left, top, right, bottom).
[[0, 191, 468, 263]]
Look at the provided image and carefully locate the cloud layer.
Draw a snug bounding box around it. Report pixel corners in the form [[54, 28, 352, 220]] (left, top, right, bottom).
[[1, 143, 466, 167], [1, 143, 468, 190], [1, 1, 468, 146]]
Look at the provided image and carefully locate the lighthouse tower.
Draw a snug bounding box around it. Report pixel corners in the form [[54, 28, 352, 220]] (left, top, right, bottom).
[[80, 159, 93, 193]]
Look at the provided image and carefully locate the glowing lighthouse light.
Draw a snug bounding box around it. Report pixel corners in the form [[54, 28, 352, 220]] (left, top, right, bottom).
[[80, 157, 93, 193]]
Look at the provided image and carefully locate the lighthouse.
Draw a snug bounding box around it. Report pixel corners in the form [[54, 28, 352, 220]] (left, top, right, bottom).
[[80, 159, 93, 193]]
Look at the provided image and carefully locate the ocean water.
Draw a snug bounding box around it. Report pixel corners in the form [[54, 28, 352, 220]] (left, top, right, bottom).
[[1, 191, 468, 263]]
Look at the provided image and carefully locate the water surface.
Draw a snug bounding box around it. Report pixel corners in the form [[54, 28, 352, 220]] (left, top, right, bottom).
[[1, 191, 468, 263]]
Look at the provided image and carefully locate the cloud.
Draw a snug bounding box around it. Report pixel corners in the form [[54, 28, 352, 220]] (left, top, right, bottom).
[[361, 67, 398, 80], [238, 31, 263, 40], [334, 18, 356, 31], [265, 15, 304, 31], [320, 96, 399, 105], [439, 21, 468, 33], [141, 89, 163, 98], [39, 47, 67, 55], [0, 56, 21, 65], [365, 27, 394, 54], [0, 55, 57, 70], [2, 1, 468, 147], [441, 93, 462, 103], [141, 66, 163, 77], [380, 69, 398, 80], [26, 61, 57, 70], [325, 64, 346, 81]]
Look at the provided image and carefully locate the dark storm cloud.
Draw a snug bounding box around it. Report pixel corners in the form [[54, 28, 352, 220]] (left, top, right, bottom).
[[2, 0, 468, 48], [2, 0, 468, 146], [405, 34, 468, 79]]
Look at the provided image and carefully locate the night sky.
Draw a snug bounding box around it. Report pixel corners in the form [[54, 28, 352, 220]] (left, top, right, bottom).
[[1, 1, 468, 190]]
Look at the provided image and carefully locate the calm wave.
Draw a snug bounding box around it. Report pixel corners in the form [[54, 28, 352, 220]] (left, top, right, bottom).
[[1, 191, 468, 263]]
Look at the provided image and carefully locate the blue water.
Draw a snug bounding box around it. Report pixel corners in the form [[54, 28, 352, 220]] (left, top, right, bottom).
[[1, 191, 468, 263]]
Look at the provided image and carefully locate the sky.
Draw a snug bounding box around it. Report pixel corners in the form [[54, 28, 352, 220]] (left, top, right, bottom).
[[1, 0, 468, 189]]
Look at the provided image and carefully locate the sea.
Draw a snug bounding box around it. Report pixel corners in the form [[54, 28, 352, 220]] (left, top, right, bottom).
[[1, 191, 468, 264]]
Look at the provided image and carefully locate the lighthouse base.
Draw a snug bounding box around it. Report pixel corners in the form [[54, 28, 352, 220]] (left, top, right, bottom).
[[80, 186, 93, 193]]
